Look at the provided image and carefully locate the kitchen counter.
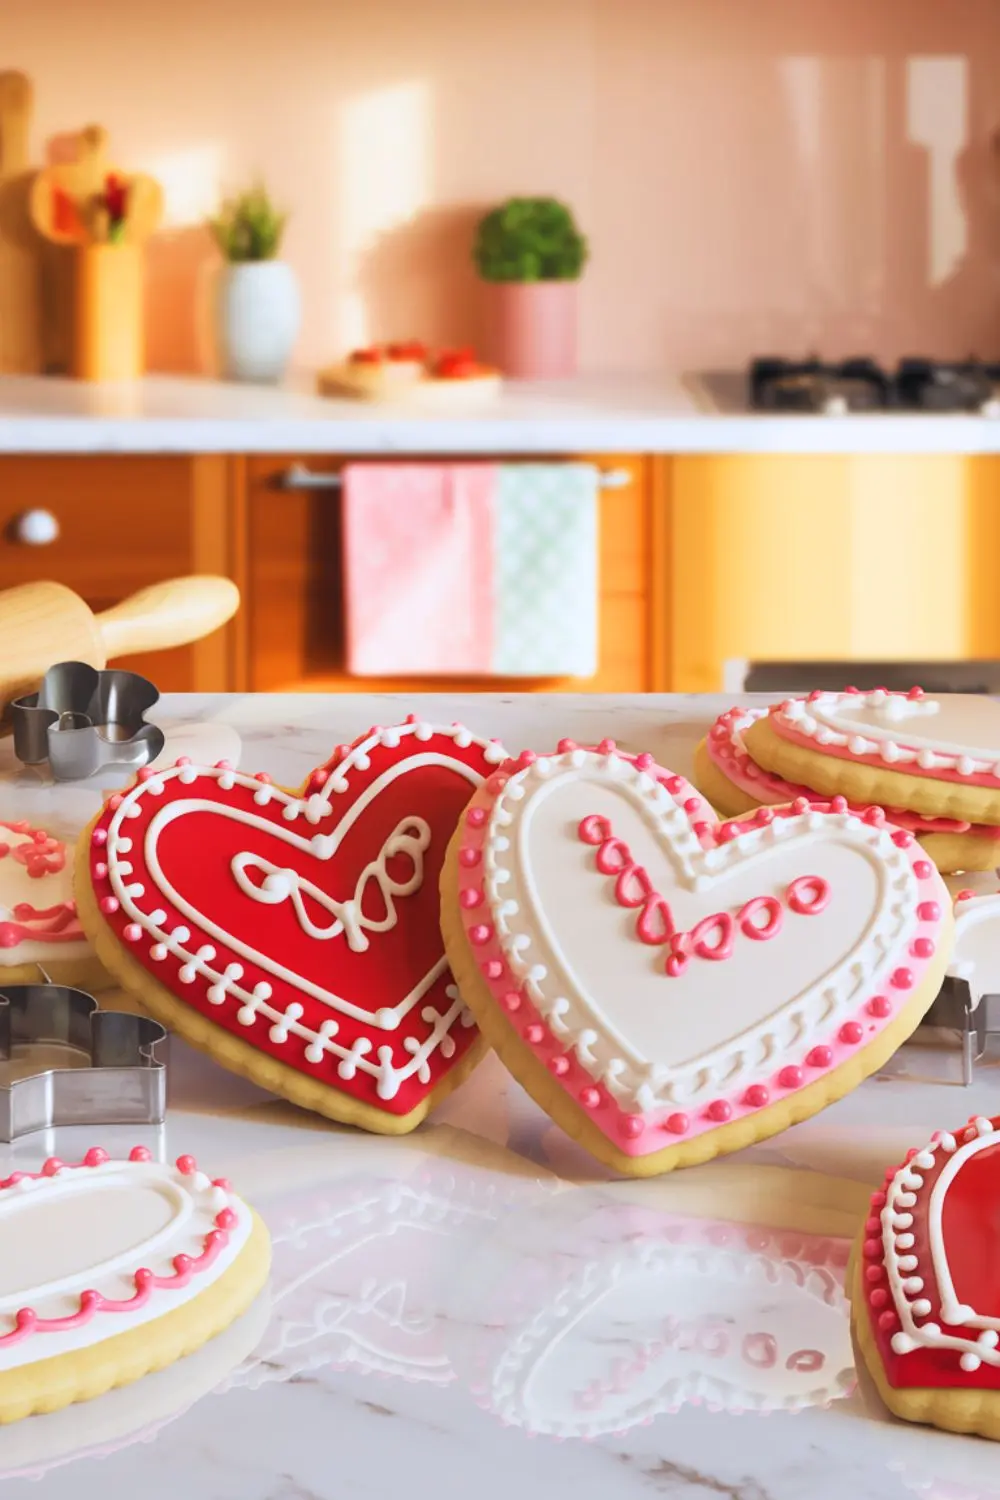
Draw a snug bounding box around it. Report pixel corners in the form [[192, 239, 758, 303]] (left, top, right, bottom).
[[2, 372, 1000, 454], [2, 691, 998, 1500]]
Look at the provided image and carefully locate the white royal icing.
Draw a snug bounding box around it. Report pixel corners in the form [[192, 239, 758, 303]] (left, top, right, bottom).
[[105, 722, 497, 1102], [483, 750, 923, 1110], [0, 1156, 253, 1372], [883, 1118, 1000, 1367], [230, 816, 430, 952], [775, 690, 1000, 777], [944, 876, 1000, 1009]]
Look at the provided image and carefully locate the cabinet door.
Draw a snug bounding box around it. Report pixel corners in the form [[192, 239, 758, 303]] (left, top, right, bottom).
[[666, 454, 1000, 692], [0, 456, 234, 691], [241, 454, 656, 692]]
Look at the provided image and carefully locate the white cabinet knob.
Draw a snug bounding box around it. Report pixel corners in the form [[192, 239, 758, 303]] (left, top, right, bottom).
[[13, 509, 60, 546]]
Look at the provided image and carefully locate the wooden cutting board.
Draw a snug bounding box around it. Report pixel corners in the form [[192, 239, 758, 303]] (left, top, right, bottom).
[[0, 71, 43, 373]]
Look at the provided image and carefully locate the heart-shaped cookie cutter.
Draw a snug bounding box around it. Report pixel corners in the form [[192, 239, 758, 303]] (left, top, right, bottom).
[[8, 661, 165, 780], [0, 984, 168, 1142]]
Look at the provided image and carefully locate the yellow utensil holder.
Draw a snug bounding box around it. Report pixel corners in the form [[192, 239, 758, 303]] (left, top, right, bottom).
[[72, 243, 144, 380]]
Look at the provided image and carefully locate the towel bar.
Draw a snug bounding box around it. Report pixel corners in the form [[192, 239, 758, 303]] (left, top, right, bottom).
[[277, 463, 632, 492]]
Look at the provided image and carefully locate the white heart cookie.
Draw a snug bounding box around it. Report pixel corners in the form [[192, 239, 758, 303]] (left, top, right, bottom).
[[446, 747, 951, 1172], [772, 689, 1000, 780]]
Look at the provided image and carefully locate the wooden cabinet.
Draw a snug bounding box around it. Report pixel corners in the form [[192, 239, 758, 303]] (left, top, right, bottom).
[[0, 456, 237, 690], [662, 454, 1000, 692], [238, 453, 660, 693]]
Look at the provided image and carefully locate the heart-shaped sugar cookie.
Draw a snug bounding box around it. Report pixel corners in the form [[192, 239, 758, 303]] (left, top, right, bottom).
[[441, 744, 951, 1176], [78, 719, 507, 1133], [852, 1113, 1000, 1440]]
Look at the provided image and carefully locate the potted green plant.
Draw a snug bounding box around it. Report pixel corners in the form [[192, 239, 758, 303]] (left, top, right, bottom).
[[209, 183, 300, 383], [473, 197, 589, 378]]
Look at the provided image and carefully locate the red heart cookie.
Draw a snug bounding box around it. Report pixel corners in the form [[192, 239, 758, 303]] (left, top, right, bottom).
[[79, 718, 507, 1133], [853, 1113, 1000, 1440], [442, 742, 951, 1176]]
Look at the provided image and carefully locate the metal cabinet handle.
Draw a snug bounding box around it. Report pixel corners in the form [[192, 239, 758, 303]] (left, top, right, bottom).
[[278, 464, 341, 491], [278, 462, 632, 491], [11, 508, 60, 545]]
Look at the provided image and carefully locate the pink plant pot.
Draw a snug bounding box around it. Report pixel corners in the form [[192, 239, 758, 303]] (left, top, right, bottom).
[[491, 280, 579, 379]]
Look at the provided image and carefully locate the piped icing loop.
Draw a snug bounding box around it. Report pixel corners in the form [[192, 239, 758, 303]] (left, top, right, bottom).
[[90, 719, 503, 1114], [868, 1114, 1000, 1388], [457, 744, 949, 1159], [0, 820, 86, 955], [0, 1149, 252, 1369]]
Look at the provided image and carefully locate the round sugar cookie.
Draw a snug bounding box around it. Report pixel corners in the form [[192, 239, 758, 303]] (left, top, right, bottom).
[[0, 817, 110, 991], [0, 1146, 270, 1426], [850, 1113, 1000, 1441], [694, 707, 1000, 874], [440, 740, 952, 1178], [76, 718, 508, 1135], [744, 689, 1000, 825]]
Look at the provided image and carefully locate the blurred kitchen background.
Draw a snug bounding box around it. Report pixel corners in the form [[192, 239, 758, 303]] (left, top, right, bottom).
[[2, 0, 1000, 698]]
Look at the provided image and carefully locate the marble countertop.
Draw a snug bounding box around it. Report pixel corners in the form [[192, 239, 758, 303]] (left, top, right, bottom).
[[1, 373, 999, 455], [2, 692, 998, 1500]]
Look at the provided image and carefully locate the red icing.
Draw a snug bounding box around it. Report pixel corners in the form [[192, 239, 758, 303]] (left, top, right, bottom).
[[867, 1117, 1000, 1391], [90, 722, 498, 1117], [0, 1151, 232, 1351]]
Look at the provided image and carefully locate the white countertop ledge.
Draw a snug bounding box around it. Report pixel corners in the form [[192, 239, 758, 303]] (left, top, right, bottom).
[[1, 373, 999, 454]]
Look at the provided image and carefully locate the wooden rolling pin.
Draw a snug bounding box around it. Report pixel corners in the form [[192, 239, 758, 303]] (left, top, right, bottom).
[[0, 575, 240, 709]]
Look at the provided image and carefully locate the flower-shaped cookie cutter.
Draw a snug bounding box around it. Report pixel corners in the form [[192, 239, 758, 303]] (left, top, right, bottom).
[[8, 661, 165, 780], [0, 983, 168, 1142]]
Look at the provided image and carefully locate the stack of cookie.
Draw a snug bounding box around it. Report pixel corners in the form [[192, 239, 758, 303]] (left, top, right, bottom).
[[694, 689, 1000, 875]]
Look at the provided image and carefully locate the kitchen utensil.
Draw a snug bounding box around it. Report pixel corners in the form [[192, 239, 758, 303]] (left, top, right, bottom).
[[0, 982, 168, 1142], [0, 574, 240, 713], [0, 70, 42, 373], [9, 660, 164, 780]]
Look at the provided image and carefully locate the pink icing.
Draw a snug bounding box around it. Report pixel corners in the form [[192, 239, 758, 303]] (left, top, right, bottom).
[[0, 821, 84, 950], [0, 1149, 234, 1350], [459, 765, 948, 1158], [769, 697, 1000, 790], [0, 901, 82, 950], [706, 707, 1000, 836], [577, 815, 831, 976], [0, 822, 67, 878]]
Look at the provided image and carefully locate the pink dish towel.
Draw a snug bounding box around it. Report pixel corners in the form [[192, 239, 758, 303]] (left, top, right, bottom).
[[342, 463, 497, 676]]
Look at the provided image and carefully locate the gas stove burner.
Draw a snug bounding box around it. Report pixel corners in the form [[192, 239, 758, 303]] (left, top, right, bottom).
[[895, 358, 1000, 412], [748, 356, 1000, 414], [750, 357, 889, 413]]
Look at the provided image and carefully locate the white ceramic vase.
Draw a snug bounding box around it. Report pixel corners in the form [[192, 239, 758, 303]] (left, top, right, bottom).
[[215, 261, 300, 383]]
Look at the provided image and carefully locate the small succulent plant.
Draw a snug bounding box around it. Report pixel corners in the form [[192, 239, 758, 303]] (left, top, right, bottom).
[[209, 183, 288, 262], [473, 197, 588, 282]]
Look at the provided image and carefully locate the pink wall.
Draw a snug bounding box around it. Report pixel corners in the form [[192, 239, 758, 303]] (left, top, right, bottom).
[[6, 0, 1000, 375]]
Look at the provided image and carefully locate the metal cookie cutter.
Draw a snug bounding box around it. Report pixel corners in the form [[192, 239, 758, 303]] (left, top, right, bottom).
[[919, 977, 1000, 1086], [9, 661, 165, 781], [0, 984, 168, 1142]]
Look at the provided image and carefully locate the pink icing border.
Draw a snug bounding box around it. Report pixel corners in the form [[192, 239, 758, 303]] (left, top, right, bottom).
[[769, 692, 1000, 790], [0, 1148, 236, 1350], [457, 748, 948, 1159], [706, 708, 994, 837]]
